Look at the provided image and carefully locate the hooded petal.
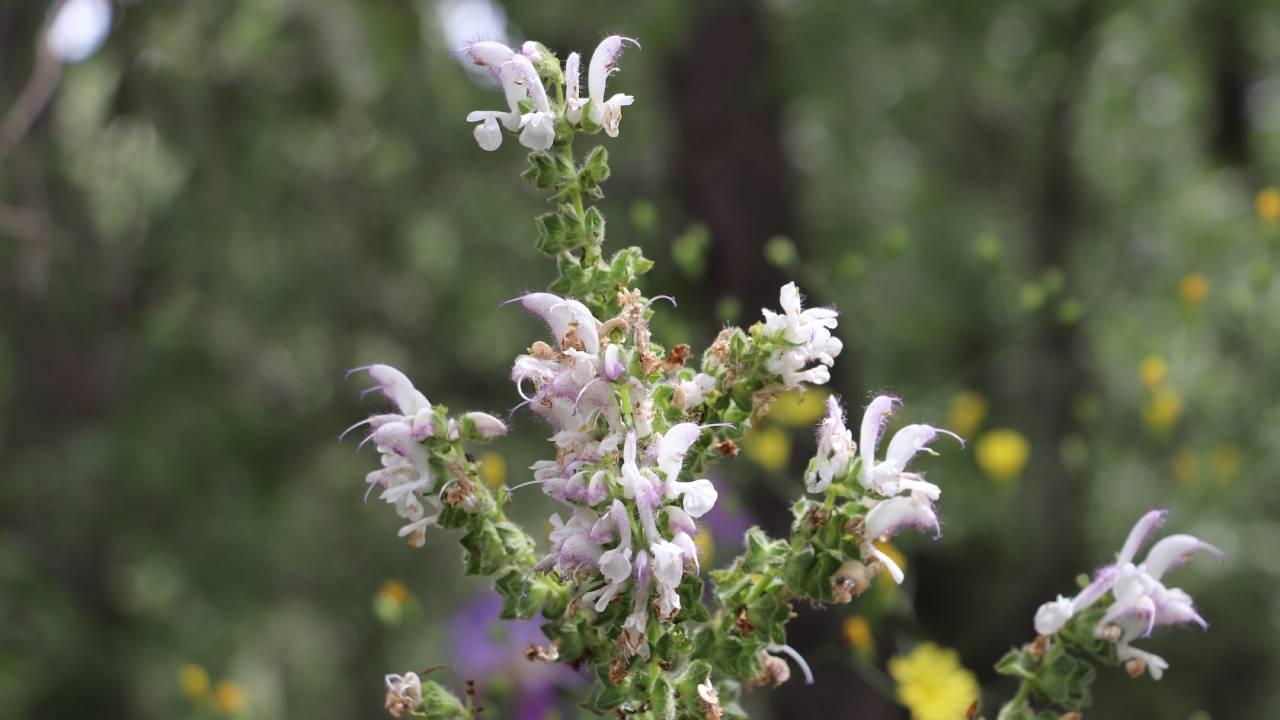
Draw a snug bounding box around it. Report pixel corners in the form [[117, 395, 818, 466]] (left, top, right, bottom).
[[1141, 534, 1225, 581], [460, 40, 515, 72], [587, 35, 638, 109], [657, 423, 702, 481], [366, 364, 431, 416], [858, 395, 898, 487]]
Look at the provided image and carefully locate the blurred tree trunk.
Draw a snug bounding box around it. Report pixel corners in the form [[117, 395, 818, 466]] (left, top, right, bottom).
[[667, 2, 895, 717]]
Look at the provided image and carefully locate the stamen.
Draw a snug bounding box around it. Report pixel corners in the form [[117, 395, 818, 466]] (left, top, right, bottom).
[[506, 479, 545, 492], [360, 385, 383, 400], [936, 428, 965, 447], [339, 418, 372, 441], [646, 294, 677, 307], [345, 365, 372, 379]]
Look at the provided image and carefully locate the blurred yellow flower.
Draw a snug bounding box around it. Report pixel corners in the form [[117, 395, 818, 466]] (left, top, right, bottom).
[[694, 527, 715, 566], [179, 664, 210, 700], [1212, 445, 1240, 485], [975, 429, 1030, 484], [1257, 187, 1280, 224], [842, 616, 873, 654], [1179, 273, 1208, 306], [889, 643, 980, 720], [768, 389, 829, 427], [380, 580, 410, 605], [947, 391, 987, 439], [1139, 355, 1167, 388], [1171, 448, 1200, 488], [479, 451, 506, 487], [744, 427, 792, 473], [1143, 387, 1183, 433], [214, 681, 246, 716]]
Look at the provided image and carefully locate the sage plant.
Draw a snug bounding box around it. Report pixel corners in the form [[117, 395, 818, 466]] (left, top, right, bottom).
[[344, 32, 1223, 720]]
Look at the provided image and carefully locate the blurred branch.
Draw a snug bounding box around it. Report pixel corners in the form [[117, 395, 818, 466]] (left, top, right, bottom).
[[0, 3, 65, 162]]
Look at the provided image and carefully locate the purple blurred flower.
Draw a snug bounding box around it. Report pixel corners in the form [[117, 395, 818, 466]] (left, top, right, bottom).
[[451, 595, 582, 719]]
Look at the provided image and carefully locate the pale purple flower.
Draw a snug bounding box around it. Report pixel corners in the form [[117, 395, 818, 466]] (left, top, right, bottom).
[[462, 411, 508, 439], [1033, 510, 1224, 680]]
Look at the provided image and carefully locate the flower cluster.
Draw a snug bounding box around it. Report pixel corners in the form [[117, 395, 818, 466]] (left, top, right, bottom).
[[460, 35, 637, 152], [1033, 509, 1224, 680], [760, 282, 842, 386], [346, 364, 507, 547], [342, 27, 1225, 720], [806, 393, 960, 585], [511, 290, 721, 657]]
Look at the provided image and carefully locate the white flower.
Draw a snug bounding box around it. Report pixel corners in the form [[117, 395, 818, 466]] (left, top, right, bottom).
[[805, 395, 856, 493], [384, 672, 423, 718], [848, 395, 958, 583], [564, 51, 585, 125], [368, 422, 439, 547], [464, 46, 556, 151], [1032, 510, 1224, 680], [858, 395, 959, 500], [675, 372, 717, 409], [45, 0, 112, 64], [586, 35, 638, 137], [762, 283, 842, 386], [650, 538, 685, 620]]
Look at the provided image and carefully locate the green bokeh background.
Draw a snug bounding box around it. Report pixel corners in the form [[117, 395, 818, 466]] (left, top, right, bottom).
[[2, 1, 1277, 718]]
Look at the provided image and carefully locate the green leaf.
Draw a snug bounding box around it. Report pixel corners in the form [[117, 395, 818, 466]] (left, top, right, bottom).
[[535, 211, 570, 255], [522, 151, 558, 190]]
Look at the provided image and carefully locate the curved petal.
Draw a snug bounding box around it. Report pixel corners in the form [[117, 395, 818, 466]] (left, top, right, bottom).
[[367, 364, 431, 416], [1142, 533, 1225, 580], [858, 395, 898, 487], [658, 423, 702, 481], [1118, 509, 1168, 565], [865, 495, 939, 541]]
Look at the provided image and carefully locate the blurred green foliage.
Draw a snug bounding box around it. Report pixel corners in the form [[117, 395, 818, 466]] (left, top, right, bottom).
[[2, 1, 1278, 719]]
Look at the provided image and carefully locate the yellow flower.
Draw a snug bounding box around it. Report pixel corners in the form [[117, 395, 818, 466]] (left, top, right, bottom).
[[1257, 187, 1280, 224], [889, 643, 980, 720], [479, 452, 507, 488], [1171, 448, 1200, 488], [1143, 388, 1183, 433], [842, 616, 873, 654], [178, 664, 210, 700], [744, 427, 792, 473], [975, 429, 1030, 484], [694, 528, 715, 566], [1139, 355, 1167, 388], [1179, 273, 1208, 306], [380, 580, 410, 605], [947, 392, 987, 439], [1212, 445, 1239, 485], [768, 389, 830, 427], [214, 681, 246, 716]]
